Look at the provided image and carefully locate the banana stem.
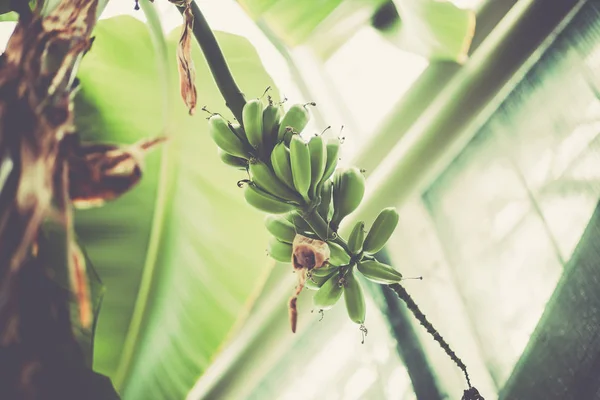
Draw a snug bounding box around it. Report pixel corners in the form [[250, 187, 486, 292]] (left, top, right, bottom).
[[177, 0, 246, 123], [388, 282, 473, 390], [300, 208, 350, 253]]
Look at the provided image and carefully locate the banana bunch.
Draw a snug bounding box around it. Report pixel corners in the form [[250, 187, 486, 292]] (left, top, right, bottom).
[[209, 96, 343, 215], [206, 93, 407, 336]]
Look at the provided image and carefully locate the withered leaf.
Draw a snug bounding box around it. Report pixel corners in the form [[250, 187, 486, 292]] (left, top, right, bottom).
[[170, 0, 197, 115], [69, 242, 92, 329], [67, 136, 166, 208]]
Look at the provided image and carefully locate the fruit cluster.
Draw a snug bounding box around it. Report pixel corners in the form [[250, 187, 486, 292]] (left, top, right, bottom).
[[208, 94, 402, 334]]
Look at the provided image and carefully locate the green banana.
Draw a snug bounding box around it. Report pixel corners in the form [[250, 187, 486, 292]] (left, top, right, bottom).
[[310, 262, 339, 278], [271, 143, 296, 190], [344, 269, 366, 324], [268, 237, 293, 263], [242, 98, 264, 150], [286, 211, 313, 236], [229, 122, 251, 147], [290, 134, 312, 203], [328, 241, 351, 266], [347, 221, 365, 255], [244, 184, 295, 214], [305, 271, 335, 291], [308, 135, 326, 197], [357, 260, 402, 284], [318, 179, 333, 220], [282, 129, 296, 146], [363, 207, 399, 254], [313, 273, 344, 310], [331, 167, 365, 227], [322, 138, 341, 182], [277, 103, 313, 141], [249, 161, 302, 203], [262, 101, 282, 146], [208, 114, 248, 159], [264, 215, 296, 244], [218, 149, 248, 170]]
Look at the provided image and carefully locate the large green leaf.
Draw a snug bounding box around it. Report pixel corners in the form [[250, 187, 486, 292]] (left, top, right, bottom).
[[237, 0, 475, 62], [74, 15, 278, 399]]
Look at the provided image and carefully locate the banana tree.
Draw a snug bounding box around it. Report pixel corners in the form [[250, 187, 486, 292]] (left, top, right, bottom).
[[0, 0, 483, 399]]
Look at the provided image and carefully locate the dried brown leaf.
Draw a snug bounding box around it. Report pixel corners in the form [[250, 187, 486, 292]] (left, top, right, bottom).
[[171, 0, 197, 115], [69, 242, 92, 329], [68, 136, 166, 208]]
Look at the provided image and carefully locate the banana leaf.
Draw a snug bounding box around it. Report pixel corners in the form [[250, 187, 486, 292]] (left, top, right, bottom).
[[74, 15, 278, 399], [237, 0, 475, 62]]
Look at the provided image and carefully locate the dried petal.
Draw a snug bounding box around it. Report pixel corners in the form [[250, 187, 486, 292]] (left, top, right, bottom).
[[288, 296, 298, 333], [292, 234, 330, 271], [288, 234, 330, 333]]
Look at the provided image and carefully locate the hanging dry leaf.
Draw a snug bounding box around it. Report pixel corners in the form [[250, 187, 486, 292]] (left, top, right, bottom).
[[67, 136, 166, 208], [170, 0, 197, 115], [69, 242, 92, 329]]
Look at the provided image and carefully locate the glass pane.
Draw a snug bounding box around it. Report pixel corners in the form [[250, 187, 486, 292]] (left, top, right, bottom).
[[422, 1, 600, 389]]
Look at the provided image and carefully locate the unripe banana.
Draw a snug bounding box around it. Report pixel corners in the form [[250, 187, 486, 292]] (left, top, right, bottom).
[[218, 149, 248, 170], [229, 122, 251, 147], [308, 135, 327, 197], [305, 272, 335, 291], [262, 102, 282, 147], [363, 207, 399, 254], [290, 135, 311, 203], [264, 215, 296, 244], [242, 99, 264, 150], [271, 143, 295, 190], [357, 260, 402, 284], [313, 273, 344, 310], [310, 262, 339, 278], [322, 138, 341, 182], [249, 161, 302, 203], [344, 269, 366, 324], [268, 237, 293, 263], [277, 103, 312, 141], [318, 179, 333, 220], [208, 114, 248, 159], [331, 167, 365, 227], [244, 184, 295, 214], [328, 241, 351, 266], [282, 129, 296, 146], [286, 210, 313, 236], [347, 221, 365, 255]]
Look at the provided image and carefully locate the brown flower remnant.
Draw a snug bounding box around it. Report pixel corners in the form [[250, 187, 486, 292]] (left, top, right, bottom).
[[288, 234, 330, 333]]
